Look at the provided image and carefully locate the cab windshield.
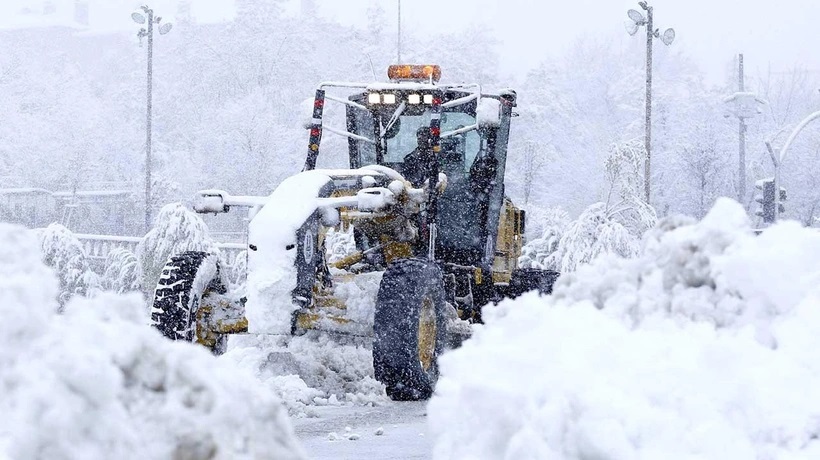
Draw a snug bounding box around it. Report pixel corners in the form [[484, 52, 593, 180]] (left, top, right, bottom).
[[353, 103, 481, 173]]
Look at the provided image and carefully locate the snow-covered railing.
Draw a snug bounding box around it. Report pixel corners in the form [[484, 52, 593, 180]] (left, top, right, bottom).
[[75, 234, 141, 260], [75, 234, 246, 261]]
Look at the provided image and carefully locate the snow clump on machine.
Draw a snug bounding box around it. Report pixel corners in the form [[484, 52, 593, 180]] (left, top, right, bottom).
[[0, 224, 305, 460], [430, 198, 820, 459]]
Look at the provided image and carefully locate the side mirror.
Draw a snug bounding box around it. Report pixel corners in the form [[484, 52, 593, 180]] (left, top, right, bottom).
[[193, 190, 230, 214], [477, 98, 502, 128]]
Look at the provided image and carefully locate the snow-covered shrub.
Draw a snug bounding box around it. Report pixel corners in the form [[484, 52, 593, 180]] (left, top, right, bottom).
[[0, 223, 306, 459], [549, 202, 641, 272], [101, 247, 140, 293], [137, 202, 216, 296], [222, 249, 248, 289], [542, 139, 657, 273], [38, 222, 100, 306], [518, 207, 569, 270], [430, 199, 820, 459]]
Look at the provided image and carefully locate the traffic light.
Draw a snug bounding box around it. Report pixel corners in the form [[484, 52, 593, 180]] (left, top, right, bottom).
[[754, 178, 786, 223], [754, 178, 776, 223]]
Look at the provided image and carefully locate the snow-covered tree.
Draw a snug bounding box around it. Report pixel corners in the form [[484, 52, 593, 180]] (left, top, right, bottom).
[[544, 141, 657, 272], [518, 207, 569, 270], [550, 203, 640, 273], [137, 203, 216, 296], [38, 223, 100, 307], [101, 248, 140, 294], [603, 138, 657, 235]]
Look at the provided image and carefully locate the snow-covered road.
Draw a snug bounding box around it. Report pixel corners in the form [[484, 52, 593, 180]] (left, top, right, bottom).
[[294, 401, 432, 459]]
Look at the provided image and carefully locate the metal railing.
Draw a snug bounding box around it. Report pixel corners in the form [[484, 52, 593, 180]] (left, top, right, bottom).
[[75, 233, 246, 262]]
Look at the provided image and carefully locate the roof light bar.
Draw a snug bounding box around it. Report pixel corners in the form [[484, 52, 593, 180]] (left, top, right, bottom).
[[387, 64, 442, 82]]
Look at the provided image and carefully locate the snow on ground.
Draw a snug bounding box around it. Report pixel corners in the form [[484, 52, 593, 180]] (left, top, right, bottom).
[[430, 198, 820, 460], [0, 223, 306, 460]]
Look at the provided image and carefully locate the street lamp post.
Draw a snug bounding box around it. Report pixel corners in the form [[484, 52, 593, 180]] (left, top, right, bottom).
[[625, 2, 675, 204], [132, 6, 172, 232], [765, 110, 820, 221]]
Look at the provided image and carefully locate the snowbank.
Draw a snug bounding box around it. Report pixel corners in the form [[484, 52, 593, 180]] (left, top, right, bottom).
[[0, 224, 306, 460], [430, 199, 820, 459]]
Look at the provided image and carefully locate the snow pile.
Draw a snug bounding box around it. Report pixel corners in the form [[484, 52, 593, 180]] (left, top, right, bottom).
[[0, 224, 306, 460], [430, 199, 820, 459], [224, 332, 387, 417], [331, 270, 384, 329]]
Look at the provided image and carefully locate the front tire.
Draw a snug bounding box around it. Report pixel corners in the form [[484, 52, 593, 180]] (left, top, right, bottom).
[[151, 251, 227, 354], [373, 259, 449, 401]]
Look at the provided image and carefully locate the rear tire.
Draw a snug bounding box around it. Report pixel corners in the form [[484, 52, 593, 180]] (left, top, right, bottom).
[[151, 251, 227, 354], [373, 259, 449, 401]]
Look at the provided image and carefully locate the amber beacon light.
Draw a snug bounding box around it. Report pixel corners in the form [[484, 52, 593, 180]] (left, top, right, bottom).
[[387, 64, 442, 82]]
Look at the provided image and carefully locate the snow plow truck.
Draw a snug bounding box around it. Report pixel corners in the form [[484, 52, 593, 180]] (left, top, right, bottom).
[[151, 65, 559, 401]]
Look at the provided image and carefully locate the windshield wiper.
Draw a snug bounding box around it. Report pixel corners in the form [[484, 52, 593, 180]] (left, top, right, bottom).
[[381, 101, 406, 138]]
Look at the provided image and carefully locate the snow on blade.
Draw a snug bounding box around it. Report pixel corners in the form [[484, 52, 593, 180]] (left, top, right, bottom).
[[0, 224, 306, 460], [246, 170, 333, 334], [430, 198, 820, 459]]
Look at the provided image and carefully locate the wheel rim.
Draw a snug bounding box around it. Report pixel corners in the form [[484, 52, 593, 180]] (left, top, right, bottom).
[[418, 296, 437, 372]]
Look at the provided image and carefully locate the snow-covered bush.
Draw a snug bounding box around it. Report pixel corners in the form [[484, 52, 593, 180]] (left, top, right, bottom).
[[549, 202, 641, 272], [37, 222, 100, 306], [0, 223, 306, 459], [430, 199, 820, 459], [518, 207, 569, 270], [137, 202, 216, 296], [540, 139, 657, 273], [222, 249, 248, 289], [101, 247, 140, 293]]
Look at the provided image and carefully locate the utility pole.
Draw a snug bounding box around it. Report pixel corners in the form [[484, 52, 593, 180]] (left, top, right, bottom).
[[738, 54, 746, 202], [643, 3, 653, 204]]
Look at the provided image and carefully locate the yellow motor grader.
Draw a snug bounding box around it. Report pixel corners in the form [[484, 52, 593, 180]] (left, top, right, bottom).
[[151, 65, 559, 401]]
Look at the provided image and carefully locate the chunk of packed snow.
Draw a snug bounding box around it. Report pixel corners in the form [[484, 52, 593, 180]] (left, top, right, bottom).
[[430, 199, 820, 459], [224, 332, 388, 417], [0, 224, 306, 460]]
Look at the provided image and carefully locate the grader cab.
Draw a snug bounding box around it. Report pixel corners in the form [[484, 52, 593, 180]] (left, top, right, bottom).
[[151, 65, 558, 401]]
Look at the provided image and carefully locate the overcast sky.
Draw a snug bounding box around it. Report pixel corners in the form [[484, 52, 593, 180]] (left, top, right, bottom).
[[308, 0, 820, 86], [9, 0, 820, 86]]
